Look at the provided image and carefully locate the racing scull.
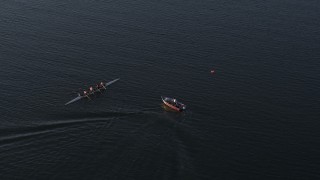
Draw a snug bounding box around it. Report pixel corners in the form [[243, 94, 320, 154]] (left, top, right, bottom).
[[65, 78, 120, 105]]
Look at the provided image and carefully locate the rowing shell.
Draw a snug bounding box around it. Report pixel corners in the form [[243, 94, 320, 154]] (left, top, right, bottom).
[[65, 78, 120, 105]]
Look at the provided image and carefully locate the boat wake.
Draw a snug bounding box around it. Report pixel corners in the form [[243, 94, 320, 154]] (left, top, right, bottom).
[[0, 119, 108, 146], [0, 107, 184, 147], [0, 110, 148, 146]]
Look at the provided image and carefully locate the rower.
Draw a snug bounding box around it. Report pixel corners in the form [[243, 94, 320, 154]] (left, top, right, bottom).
[[83, 90, 91, 100], [100, 81, 106, 89], [95, 84, 100, 91]]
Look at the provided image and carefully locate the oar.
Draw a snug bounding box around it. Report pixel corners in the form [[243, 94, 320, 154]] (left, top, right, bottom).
[[85, 95, 91, 100]]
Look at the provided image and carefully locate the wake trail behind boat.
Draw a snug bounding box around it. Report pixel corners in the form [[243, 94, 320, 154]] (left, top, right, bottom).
[[0, 109, 153, 146], [0, 118, 111, 146]]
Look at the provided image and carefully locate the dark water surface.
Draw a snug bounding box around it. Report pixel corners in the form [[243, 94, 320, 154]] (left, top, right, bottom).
[[1, 0, 320, 179]]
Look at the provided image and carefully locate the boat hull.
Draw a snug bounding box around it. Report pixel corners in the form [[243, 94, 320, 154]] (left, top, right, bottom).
[[161, 96, 186, 112]]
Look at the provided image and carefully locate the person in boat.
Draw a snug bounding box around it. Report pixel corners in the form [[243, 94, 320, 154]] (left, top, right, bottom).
[[99, 82, 105, 89], [83, 90, 87, 96], [95, 84, 100, 91], [89, 86, 93, 93]]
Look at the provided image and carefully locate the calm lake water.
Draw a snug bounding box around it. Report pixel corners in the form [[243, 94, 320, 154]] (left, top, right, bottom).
[[1, 0, 319, 179]]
